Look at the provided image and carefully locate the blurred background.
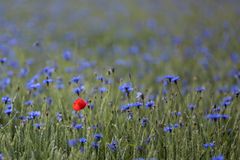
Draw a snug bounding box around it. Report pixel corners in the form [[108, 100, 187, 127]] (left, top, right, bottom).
[[0, 0, 240, 87]]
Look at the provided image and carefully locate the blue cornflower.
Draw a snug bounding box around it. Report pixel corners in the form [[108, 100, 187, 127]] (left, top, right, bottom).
[[6, 104, 13, 109], [195, 86, 206, 93], [28, 83, 41, 90], [24, 100, 33, 106], [129, 45, 139, 54], [231, 86, 240, 96], [93, 133, 103, 141], [164, 126, 173, 133], [33, 123, 43, 129], [26, 58, 34, 66], [56, 112, 63, 122], [42, 67, 55, 77], [221, 114, 230, 120], [19, 116, 28, 121], [7, 70, 14, 77], [0, 77, 11, 90], [171, 111, 182, 116], [4, 107, 12, 116], [217, 86, 229, 94], [91, 142, 100, 149], [62, 50, 72, 61], [141, 117, 148, 127], [132, 102, 143, 108], [145, 100, 155, 108], [28, 111, 41, 119], [99, 87, 108, 93], [171, 76, 180, 83], [163, 75, 180, 83], [73, 86, 85, 96], [0, 57, 7, 64], [68, 139, 78, 147], [107, 140, 118, 152], [71, 76, 82, 84], [96, 75, 105, 82], [164, 75, 175, 80], [164, 123, 180, 133], [43, 78, 53, 86], [120, 104, 131, 112], [206, 114, 221, 120], [104, 78, 113, 85], [79, 137, 87, 144], [72, 123, 83, 130], [120, 102, 143, 111], [174, 123, 180, 128], [188, 104, 196, 110], [0, 152, 4, 160], [2, 96, 11, 104], [212, 155, 224, 160], [45, 97, 53, 106], [212, 106, 221, 113], [221, 96, 233, 107], [19, 68, 29, 78], [78, 60, 95, 71], [203, 142, 215, 149], [119, 82, 133, 95], [206, 114, 229, 121]]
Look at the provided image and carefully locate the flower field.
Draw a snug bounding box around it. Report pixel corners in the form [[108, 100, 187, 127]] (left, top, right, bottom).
[[0, 0, 240, 159]]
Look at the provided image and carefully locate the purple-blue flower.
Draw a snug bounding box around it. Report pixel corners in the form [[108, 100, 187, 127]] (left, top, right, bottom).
[[119, 82, 133, 94], [107, 140, 118, 152], [188, 104, 196, 110], [203, 142, 215, 149], [28, 111, 41, 119], [99, 87, 108, 93], [0, 57, 7, 64], [71, 76, 83, 84], [73, 86, 85, 96], [2, 96, 11, 104], [43, 78, 53, 86], [33, 123, 44, 129], [4, 107, 13, 116], [195, 86, 206, 92], [68, 139, 78, 147], [91, 142, 100, 149], [72, 123, 83, 130], [62, 50, 72, 61], [27, 83, 41, 90], [79, 137, 87, 144], [145, 100, 155, 108], [206, 114, 229, 121], [221, 96, 233, 107], [93, 133, 103, 141], [212, 155, 224, 160], [24, 100, 33, 106]]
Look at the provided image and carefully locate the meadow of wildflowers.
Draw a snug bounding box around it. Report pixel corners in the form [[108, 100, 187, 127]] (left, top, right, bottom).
[[0, 0, 240, 159]]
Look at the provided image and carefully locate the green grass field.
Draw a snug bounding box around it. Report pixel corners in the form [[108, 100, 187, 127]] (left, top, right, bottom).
[[0, 0, 240, 159]]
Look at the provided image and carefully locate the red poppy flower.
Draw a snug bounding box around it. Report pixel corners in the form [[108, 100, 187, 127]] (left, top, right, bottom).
[[73, 98, 87, 111]]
